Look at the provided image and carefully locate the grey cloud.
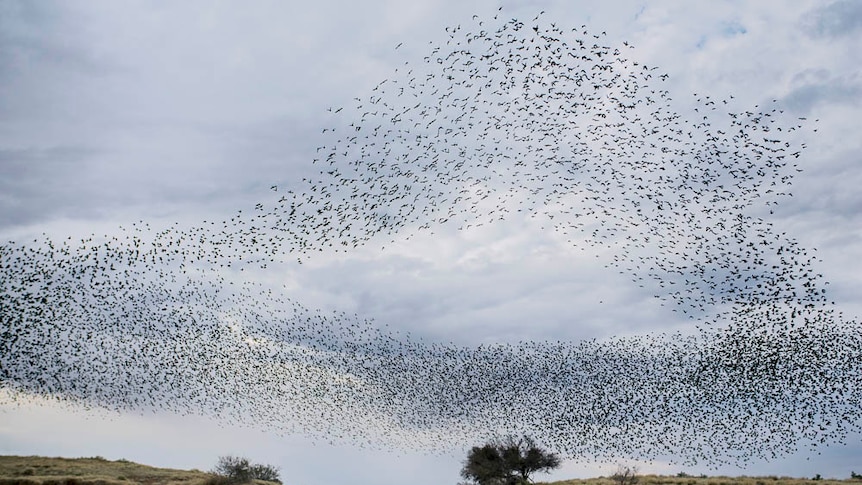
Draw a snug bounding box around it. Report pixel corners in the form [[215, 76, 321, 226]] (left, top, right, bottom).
[[803, 0, 862, 38], [0, 145, 103, 230], [2, 1, 862, 483], [781, 69, 861, 114], [0, 1, 118, 81]]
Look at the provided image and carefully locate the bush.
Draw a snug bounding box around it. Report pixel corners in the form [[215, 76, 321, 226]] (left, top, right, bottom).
[[610, 465, 639, 485], [212, 456, 251, 484], [249, 464, 281, 483], [211, 456, 281, 485]]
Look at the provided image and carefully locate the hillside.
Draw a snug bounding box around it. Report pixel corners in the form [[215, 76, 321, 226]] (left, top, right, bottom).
[[0, 456, 276, 485], [1, 456, 858, 485], [545, 475, 858, 485]]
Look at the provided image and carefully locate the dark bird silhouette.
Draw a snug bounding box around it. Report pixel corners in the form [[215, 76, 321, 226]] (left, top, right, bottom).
[[0, 9, 859, 469]]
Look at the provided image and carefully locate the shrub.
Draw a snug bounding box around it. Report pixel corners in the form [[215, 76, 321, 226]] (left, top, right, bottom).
[[249, 464, 281, 483], [610, 465, 639, 485], [211, 456, 281, 485], [212, 456, 251, 484]]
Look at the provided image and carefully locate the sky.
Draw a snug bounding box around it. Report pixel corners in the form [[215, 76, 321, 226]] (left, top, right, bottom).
[[1, 1, 862, 485]]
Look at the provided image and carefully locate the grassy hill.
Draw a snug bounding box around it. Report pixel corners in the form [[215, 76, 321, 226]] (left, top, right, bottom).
[[1, 456, 859, 485], [545, 475, 859, 485], [0, 456, 278, 485]]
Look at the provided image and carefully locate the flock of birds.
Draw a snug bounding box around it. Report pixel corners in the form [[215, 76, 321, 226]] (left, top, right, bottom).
[[1, 11, 860, 467]]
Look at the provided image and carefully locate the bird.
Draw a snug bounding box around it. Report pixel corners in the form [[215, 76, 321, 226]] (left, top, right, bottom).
[[0, 8, 858, 469]]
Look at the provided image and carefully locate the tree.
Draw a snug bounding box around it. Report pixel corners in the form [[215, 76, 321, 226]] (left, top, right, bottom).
[[610, 465, 639, 485], [249, 464, 281, 483], [211, 456, 281, 484], [212, 455, 251, 484], [461, 435, 561, 485]]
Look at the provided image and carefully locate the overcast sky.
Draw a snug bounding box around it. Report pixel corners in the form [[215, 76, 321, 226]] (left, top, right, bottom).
[[1, 1, 862, 485]]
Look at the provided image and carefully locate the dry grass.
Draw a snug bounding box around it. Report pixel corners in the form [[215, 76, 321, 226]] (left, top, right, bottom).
[[3, 456, 858, 485], [544, 474, 858, 485], [0, 457, 275, 485]]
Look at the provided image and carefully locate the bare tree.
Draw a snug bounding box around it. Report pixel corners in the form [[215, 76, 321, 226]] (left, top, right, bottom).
[[610, 465, 639, 485]]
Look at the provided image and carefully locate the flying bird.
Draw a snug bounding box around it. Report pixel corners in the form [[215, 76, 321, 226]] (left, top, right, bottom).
[[1, 9, 859, 468]]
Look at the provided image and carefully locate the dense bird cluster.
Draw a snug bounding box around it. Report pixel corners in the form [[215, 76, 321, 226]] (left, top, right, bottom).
[[2, 11, 860, 467]]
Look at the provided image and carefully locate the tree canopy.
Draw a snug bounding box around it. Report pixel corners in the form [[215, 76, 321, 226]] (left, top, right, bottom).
[[211, 456, 281, 484], [461, 436, 561, 485]]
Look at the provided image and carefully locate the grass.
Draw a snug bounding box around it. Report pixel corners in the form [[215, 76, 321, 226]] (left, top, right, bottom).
[[0, 457, 277, 485], [544, 474, 860, 485], [2, 456, 859, 485]]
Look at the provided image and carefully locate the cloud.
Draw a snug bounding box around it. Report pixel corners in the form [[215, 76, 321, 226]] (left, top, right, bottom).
[[0, 1, 117, 81], [0, 146, 103, 228], [782, 69, 862, 114], [803, 0, 862, 38], [288, 216, 683, 346], [2, 2, 862, 484]]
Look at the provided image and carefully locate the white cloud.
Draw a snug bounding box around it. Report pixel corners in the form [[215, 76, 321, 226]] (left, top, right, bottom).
[[2, 0, 861, 483]]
